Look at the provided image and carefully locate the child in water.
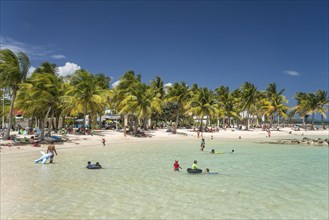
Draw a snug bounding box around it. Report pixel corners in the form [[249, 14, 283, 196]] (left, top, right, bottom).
[[205, 168, 218, 174], [200, 138, 205, 151], [173, 160, 182, 171]]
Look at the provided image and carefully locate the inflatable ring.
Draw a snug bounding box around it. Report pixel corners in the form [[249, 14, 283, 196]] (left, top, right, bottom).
[[87, 164, 102, 169], [187, 168, 202, 174]]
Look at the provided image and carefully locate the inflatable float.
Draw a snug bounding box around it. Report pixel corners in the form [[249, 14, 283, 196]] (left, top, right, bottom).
[[34, 151, 52, 164], [187, 168, 202, 174], [87, 164, 102, 169]]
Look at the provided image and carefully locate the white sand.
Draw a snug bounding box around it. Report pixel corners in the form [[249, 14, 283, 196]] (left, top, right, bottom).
[[0, 127, 328, 155]]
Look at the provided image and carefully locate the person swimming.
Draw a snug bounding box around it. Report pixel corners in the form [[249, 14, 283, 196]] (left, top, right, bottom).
[[231, 149, 235, 153], [210, 149, 215, 154], [205, 168, 218, 174]]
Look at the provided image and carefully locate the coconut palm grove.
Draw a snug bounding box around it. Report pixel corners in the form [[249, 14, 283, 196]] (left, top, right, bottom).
[[0, 48, 328, 139]]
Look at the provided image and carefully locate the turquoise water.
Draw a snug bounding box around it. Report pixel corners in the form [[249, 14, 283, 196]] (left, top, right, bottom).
[[1, 138, 328, 219]]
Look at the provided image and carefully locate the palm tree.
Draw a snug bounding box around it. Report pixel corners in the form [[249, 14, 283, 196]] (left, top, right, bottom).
[[240, 82, 258, 130], [113, 71, 142, 135], [117, 82, 161, 135], [15, 73, 59, 139], [150, 76, 165, 127], [32, 62, 64, 132], [215, 86, 231, 127], [34, 62, 57, 75], [315, 90, 329, 129], [304, 93, 318, 130], [188, 87, 217, 132], [292, 92, 309, 129], [94, 73, 112, 89], [292, 92, 321, 130], [265, 83, 289, 127], [0, 49, 30, 139], [0, 89, 10, 128], [230, 89, 243, 128], [166, 82, 191, 134], [65, 69, 109, 128]]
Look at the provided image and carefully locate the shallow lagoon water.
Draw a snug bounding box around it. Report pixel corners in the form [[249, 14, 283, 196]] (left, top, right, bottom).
[[1, 138, 328, 219]]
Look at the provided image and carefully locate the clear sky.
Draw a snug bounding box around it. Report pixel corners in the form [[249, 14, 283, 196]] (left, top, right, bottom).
[[1, 0, 328, 107]]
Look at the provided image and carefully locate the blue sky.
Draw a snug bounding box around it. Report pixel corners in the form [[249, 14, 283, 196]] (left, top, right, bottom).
[[1, 0, 328, 107]]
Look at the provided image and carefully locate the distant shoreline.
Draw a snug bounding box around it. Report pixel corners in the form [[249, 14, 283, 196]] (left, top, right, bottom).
[[1, 128, 328, 155]]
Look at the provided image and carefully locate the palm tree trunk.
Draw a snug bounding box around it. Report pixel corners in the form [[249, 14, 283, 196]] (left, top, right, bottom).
[[123, 114, 127, 137], [51, 114, 55, 131], [55, 115, 60, 132], [41, 107, 51, 140], [173, 113, 179, 134], [61, 115, 65, 128], [4, 89, 17, 139], [322, 115, 325, 129], [199, 115, 204, 132], [277, 113, 280, 126], [40, 118, 45, 139], [245, 110, 249, 130], [133, 116, 138, 136], [205, 115, 208, 128], [47, 113, 53, 137], [83, 101, 87, 128], [99, 114, 102, 128]]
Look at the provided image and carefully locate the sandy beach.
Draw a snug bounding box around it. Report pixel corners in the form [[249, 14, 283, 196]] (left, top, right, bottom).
[[1, 127, 328, 155]]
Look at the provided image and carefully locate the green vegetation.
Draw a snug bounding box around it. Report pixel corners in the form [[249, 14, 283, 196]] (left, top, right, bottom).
[[0, 49, 328, 138]]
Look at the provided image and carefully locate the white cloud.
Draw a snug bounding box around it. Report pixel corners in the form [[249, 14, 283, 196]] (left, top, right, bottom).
[[164, 83, 172, 87], [112, 80, 120, 88], [58, 62, 81, 76], [284, 70, 301, 76], [0, 35, 64, 60], [27, 66, 36, 77], [164, 83, 172, 94], [51, 54, 65, 59]]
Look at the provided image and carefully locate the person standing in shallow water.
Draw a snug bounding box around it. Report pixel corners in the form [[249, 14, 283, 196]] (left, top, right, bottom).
[[200, 138, 205, 151], [173, 160, 182, 171], [47, 141, 57, 163]]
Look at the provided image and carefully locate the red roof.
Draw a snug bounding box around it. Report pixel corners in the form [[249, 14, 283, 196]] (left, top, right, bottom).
[[13, 109, 24, 116]]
